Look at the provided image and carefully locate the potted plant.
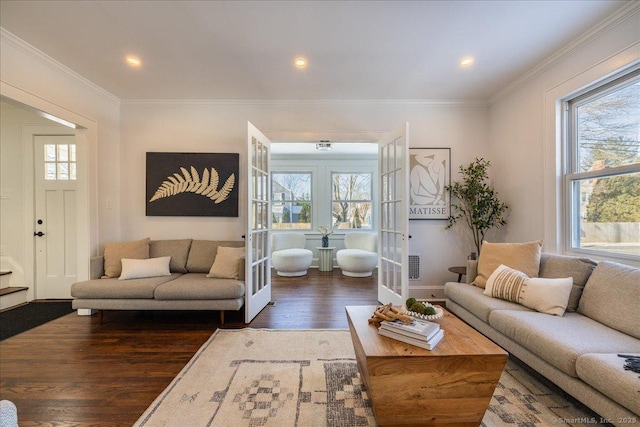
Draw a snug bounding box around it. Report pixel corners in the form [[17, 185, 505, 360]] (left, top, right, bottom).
[[316, 225, 334, 248], [445, 158, 508, 256]]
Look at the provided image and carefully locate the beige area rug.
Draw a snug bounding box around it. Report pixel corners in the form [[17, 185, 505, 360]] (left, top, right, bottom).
[[134, 329, 601, 427]]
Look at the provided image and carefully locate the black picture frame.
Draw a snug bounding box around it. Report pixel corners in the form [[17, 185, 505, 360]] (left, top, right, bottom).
[[146, 152, 239, 217]]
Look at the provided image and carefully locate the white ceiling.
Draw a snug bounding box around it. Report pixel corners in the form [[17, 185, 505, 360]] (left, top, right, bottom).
[[0, 0, 630, 101]]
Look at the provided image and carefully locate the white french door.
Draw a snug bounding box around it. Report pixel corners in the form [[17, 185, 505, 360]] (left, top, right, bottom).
[[245, 122, 272, 322], [34, 135, 78, 299], [377, 123, 410, 306]]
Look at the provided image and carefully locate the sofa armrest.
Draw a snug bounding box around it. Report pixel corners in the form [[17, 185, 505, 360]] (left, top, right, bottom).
[[466, 259, 478, 284], [90, 256, 104, 280], [238, 257, 245, 281]]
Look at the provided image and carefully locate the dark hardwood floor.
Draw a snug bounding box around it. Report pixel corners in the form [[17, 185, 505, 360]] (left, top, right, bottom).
[[0, 269, 378, 426]]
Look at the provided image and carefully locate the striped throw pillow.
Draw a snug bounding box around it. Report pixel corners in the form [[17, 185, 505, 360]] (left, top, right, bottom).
[[483, 264, 528, 303]]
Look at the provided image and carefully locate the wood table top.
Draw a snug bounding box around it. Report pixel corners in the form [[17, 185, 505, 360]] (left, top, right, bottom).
[[346, 305, 507, 358]]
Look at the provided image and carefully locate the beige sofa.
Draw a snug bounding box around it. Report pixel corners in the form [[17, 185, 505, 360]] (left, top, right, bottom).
[[445, 253, 639, 426], [71, 239, 245, 324]]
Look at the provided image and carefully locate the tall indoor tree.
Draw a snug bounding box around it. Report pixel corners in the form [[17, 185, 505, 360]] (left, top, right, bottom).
[[445, 158, 509, 255]]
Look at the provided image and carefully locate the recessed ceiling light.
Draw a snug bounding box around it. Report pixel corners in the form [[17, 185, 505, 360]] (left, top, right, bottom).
[[294, 57, 308, 69], [126, 55, 142, 67], [460, 57, 474, 67]]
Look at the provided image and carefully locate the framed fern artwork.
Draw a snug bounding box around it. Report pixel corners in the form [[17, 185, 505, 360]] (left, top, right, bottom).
[[146, 152, 239, 217]]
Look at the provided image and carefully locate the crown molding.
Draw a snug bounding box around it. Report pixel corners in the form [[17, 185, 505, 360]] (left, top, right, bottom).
[[0, 27, 120, 107], [120, 98, 489, 107], [489, 1, 640, 105]]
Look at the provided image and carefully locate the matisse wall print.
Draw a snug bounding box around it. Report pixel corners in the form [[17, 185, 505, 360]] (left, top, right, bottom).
[[146, 152, 239, 217], [409, 148, 450, 220]]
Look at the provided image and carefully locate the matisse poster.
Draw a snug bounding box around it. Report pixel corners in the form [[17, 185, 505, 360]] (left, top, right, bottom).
[[409, 148, 450, 220], [146, 152, 239, 217]]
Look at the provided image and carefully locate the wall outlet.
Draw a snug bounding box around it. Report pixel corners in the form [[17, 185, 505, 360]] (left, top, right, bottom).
[[0, 188, 11, 199], [0, 245, 5, 256]]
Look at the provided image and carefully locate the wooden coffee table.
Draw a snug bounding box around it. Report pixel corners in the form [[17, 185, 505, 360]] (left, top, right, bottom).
[[346, 305, 507, 426]]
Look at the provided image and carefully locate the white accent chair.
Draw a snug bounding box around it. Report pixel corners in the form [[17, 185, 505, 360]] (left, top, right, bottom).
[[336, 232, 378, 277], [271, 233, 313, 277]]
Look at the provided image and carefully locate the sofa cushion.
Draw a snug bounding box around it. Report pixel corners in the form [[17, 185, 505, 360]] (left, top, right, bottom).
[[71, 274, 180, 299], [578, 261, 640, 339], [444, 282, 531, 323], [538, 253, 597, 312], [489, 310, 640, 377], [119, 257, 171, 280], [207, 246, 245, 279], [102, 238, 150, 278], [575, 353, 640, 415], [186, 240, 245, 273], [472, 240, 543, 288], [153, 273, 245, 300], [150, 239, 192, 273]]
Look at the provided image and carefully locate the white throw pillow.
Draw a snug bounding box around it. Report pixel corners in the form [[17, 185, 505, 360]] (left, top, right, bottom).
[[484, 264, 573, 316], [207, 247, 245, 279], [119, 256, 171, 280], [520, 276, 573, 316]]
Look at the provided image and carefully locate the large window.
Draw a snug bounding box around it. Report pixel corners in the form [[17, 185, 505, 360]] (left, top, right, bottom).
[[331, 172, 372, 229], [565, 68, 640, 259], [271, 172, 312, 230]]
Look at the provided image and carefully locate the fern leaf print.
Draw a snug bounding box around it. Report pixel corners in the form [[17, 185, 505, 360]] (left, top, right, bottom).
[[149, 166, 235, 204], [146, 152, 239, 217]]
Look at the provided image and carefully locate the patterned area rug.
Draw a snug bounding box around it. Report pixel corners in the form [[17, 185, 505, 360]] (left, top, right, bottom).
[[134, 329, 602, 427]]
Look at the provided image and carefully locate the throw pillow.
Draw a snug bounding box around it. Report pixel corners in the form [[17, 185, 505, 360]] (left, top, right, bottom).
[[149, 239, 193, 273], [103, 238, 150, 278], [520, 276, 573, 316], [472, 240, 543, 288], [119, 256, 171, 280], [484, 264, 573, 316], [483, 264, 528, 303], [207, 246, 245, 279]]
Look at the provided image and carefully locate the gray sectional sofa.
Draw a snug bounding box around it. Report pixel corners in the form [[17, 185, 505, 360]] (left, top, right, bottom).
[[445, 253, 640, 426], [71, 239, 245, 324]]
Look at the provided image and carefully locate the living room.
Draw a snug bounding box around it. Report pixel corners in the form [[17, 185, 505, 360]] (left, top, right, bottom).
[[1, 1, 639, 426]]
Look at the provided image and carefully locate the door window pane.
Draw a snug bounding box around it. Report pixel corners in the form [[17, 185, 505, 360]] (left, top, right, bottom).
[[43, 143, 76, 181]]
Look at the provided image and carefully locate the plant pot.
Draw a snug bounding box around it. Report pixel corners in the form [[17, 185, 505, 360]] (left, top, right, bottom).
[[321, 236, 329, 248]]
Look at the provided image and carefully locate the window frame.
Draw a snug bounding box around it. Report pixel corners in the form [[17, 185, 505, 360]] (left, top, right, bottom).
[[562, 66, 640, 262]]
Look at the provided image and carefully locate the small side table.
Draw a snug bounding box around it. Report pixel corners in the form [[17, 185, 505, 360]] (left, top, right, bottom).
[[448, 266, 467, 282], [316, 247, 335, 272]]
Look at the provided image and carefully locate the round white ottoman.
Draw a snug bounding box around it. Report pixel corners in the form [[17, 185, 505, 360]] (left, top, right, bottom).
[[272, 248, 313, 276], [336, 249, 377, 277]]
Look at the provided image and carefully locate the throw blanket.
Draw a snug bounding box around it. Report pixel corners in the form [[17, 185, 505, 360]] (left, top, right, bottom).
[[619, 354, 640, 375]]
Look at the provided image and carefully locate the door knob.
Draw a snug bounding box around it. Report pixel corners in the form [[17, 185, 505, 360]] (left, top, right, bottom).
[[34, 231, 45, 237]]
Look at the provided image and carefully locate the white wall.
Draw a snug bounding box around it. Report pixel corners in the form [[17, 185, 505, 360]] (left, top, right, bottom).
[[121, 101, 489, 294], [1, 29, 121, 285], [489, 5, 640, 266]]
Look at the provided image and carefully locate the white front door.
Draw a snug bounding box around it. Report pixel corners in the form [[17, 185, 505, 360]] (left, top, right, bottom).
[[245, 122, 272, 322], [34, 135, 77, 299], [377, 123, 410, 306]]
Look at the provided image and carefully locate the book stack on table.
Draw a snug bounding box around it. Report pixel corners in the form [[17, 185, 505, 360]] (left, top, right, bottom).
[[378, 317, 444, 350]]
